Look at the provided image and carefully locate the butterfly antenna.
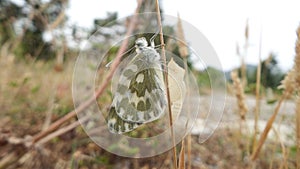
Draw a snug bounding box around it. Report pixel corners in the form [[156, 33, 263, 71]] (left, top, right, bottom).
[[154, 44, 163, 49], [105, 45, 136, 68], [150, 29, 160, 48]]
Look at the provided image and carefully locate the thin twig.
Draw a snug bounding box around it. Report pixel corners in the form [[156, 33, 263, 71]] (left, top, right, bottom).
[[0, 152, 18, 169], [178, 140, 185, 169], [36, 116, 89, 146], [252, 25, 262, 152], [42, 84, 57, 131], [155, 0, 177, 168], [32, 0, 143, 144], [176, 13, 191, 169]]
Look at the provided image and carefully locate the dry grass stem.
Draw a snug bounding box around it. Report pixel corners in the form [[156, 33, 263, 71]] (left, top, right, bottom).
[[241, 19, 249, 87], [178, 140, 185, 169], [186, 133, 191, 169], [251, 91, 288, 160], [272, 24, 300, 167], [252, 27, 262, 152], [176, 13, 189, 59], [36, 116, 89, 146], [0, 152, 18, 169], [155, 0, 177, 168], [176, 13, 191, 169], [251, 26, 300, 158], [295, 25, 300, 169], [296, 96, 300, 169], [231, 71, 249, 155]]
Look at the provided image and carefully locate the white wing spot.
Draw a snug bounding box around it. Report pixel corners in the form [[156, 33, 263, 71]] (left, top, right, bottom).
[[124, 123, 129, 131], [149, 112, 155, 119], [119, 107, 125, 116], [136, 73, 144, 83], [137, 111, 145, 122], [127, 115, 133, 121], [109, 118, 116, 124]]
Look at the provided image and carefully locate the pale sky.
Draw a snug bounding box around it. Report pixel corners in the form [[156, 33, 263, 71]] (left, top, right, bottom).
[[24, 0, 300, 71]]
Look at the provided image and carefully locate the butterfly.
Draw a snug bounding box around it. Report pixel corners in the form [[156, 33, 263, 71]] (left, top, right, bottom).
[[107, 35, 167, 134]]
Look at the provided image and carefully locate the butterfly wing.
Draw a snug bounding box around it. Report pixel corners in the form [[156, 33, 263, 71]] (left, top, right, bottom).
[[107, 46, 167, 133], [114, 49, 167, 122], [115, 66, 166, 123], [106, 106, 142, 134]]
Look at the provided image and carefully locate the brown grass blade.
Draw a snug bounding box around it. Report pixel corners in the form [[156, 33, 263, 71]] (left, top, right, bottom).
[[155, 0, 177, 168], [252, 25, 262, 152], [296, 96, 300, 169], [178, 140, 185, 169], [176, 13, 191, 169], [295, 24, 300, 169], [176, 13, 189, 58], [251, 92, 287, 160], [241, 19, 249, 87]]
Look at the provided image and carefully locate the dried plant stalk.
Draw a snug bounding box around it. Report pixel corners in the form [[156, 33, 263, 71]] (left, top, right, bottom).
[[251, 93, 287, 160], [231, 71, 248, 120], [155, 0, 177, 168], [294, 25, 300, 169], [252, 25, 300, 161], [252, 28, 262, 152], [176, 13, 189, 59], [177, 13, 191, 169], [178, 140, 185, 169], [36, 118, 86, 146], [0, 152, 18, 168], [296, 96, 300, 169], [241, 19, 249, 87]]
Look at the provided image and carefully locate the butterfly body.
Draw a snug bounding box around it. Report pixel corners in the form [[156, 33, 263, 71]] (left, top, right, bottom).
[[107, 37, 167, 134]]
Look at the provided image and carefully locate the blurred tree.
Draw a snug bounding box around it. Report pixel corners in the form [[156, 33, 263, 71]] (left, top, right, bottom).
[[228, 53, 285, 93], [93, 12, 118, 27], [89, 0, 168, 64], [260, 53, 284, 89], [0, 0, 68, 62], [0, 0, 23, 44], [0, 0, 23, 62]]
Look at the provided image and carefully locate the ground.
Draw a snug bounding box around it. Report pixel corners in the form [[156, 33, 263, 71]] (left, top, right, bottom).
[[0, 60, 297, 168]]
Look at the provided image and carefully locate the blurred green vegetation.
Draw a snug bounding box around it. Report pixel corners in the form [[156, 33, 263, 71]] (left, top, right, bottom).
[[224, 53, 286, 95]]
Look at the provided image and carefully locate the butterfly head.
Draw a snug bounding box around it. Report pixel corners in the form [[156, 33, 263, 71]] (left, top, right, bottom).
[[135, 37, 148, 53]]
